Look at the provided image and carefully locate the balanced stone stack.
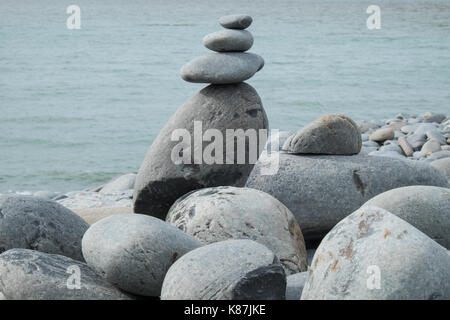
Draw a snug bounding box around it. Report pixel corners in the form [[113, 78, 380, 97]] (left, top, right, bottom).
[[134, 14, 268, 219]]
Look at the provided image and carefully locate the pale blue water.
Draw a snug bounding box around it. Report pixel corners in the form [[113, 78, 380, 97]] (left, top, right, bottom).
[[1, 0, 449, 193]]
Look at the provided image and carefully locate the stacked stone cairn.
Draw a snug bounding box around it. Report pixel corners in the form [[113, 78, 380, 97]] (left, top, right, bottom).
[[0, 16, 449, 301]]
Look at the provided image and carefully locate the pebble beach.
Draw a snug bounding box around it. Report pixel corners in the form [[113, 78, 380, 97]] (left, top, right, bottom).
[[1, 13, 449, 300]]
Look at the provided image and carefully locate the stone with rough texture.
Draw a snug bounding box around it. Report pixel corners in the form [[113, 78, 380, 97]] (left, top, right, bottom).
[[362, 186, 450, 248], [203, 29, 253, 52], [0, 195, 89, 261], [134, 83, 268, 219], [431, 158, 450, 178], [369, 127, 394, 142], [99, 173, 136, 194], [166, 186, 307, 275], [0, 249, 132, 300], [245, 152, 448, 244], [181, 52, 264, 84], [82, 214, 202, 296], [301, 207, 450, 300], [286, 272, 307, 300], [161, 239, 286, 300], [282, 114, 361, 155], [219, 14, 252, 29], [398, 136, 414, 156]]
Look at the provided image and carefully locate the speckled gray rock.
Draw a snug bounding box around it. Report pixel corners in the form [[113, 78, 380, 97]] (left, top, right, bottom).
[[161, 239, 286, 300], [203, 29, 253, 52], [181, 52, 264, 84], [431, 158, 450, 178], [0, 195, 89, 261], [134, 83, 268, 218], [286, 272, 307, 300], [100, 173, 136, 194], [362, 186, 450, 248], [219, 14, 252, 30], [82, 214, 202, 296], [245, 153, 448, 244], [282, 114, 361, 155], [0, 249, 132, 300], [301, 207, 450, 300], [369, 127, 394, 142], [166, 186, 307, 275]]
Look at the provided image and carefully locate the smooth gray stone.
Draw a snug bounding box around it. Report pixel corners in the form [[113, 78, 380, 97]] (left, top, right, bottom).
[[426, 131, 446, 145], [420, 140, 442, 156], [161, 239, 286, 300], [203, 29, 253, 52], [394, 130, 405, 138], [82, 214, 202, 297], [0, 249, 132, 300], [301, 207, 450, 300], [362, 140, 379, 148], [286, 272, 307, 300], [356, 120, 380, 133], [414, 123, 440, 136], [219, 14, 252, 29], [428, 150, 450, 160], [362, 186, 450, 248], [282, 114, 361, 155], [368, 150, 406, 160], [386, 121, 407, 132], [181, 52, 264, 84], [423, 113, 446, 123], [33, 191, 60, 200], [245, 153, 448, 244], [431, 158, 450, 178], [133, 83, 268, 218], [378, 143, 402, 154], [0, 195, 89, 261], [406, 133, 426, 149], [369, 127, 394, 142], [99, 173, 136, 194], [166, 186, 308, 275], [401, 123, 420, 134]]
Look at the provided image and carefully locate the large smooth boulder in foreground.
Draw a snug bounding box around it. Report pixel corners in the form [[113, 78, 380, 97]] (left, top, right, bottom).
[[282, 114, 361, 155], [362, 186, 450, 248], [0, 195, 89, 261], [82, 214, 202, 296], [246, 153, 448, 245], [0, 249, 132, 300], [161, 239, 286, 300], [203, 29, 253, 52], [301, 207, 450, 299], [181, 53, 264, 84], [166, 186, 307, 275], [134, 83, 268, 219]]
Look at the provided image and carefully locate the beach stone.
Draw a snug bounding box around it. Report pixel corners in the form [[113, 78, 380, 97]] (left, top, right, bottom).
[[362, 186, 450, 248], [203, 29, 253, 52], [134, 83, 268, 219], [219, 14, 252, 29], [99, 173, 136, 194], [407, 133, 427, 149], [401, 123, 420, 134], [428, 150, 450, 160], [431, 158, 450, 178], [369, 127, 394, 142], [387, 121, 407, 131], [33, 191, 60, 200], [166, 186, 308, 275], [245, 152, 448, 244], [362, 140, 379, 148], [282, 114, 361, 155], [301, 207, 450, 300], [398, 136, 414, 156], [423, 113, 446, 123], [181, 52, 264, 84], [161, 239, 286, 300], [0, 249, 132, 300], [0, 195, 89, 261], [286, 272, 307, 300], [394, 130, 405, 139], [82, 214, 202, 296], [426, 131, 446, 145], [378, 143, 402, 154], [72, 206, 133, 225], [420, 140, 442, 157], [356, 120, 380, 133]]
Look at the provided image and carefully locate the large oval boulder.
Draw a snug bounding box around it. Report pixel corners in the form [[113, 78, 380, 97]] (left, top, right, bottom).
[[161, 239, 286, 300], [282, 114, 361, 155], [245, 153, 448, 245], [301, 207, 450, 299], [180, 53, 264, 84], [362, 186, 450, 248], [166, 186, 307, 275], [0, 249, 132, 300], [0, 195, 89, 261], [134, 83, 268, 219], [82, 214, 202, 296]]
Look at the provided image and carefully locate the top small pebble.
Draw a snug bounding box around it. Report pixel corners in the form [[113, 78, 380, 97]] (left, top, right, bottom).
[[219, 14, 252, 29]]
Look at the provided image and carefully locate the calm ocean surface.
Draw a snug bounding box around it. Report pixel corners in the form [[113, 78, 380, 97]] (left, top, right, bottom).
[[1, 0, 449, 193]]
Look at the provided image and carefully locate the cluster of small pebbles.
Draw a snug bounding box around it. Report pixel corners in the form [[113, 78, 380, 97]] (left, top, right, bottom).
[[1, 15, 449, 300]]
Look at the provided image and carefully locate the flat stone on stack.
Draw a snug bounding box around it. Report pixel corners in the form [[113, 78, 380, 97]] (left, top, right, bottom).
[[219, 14, 253, 29], [203, 30, 253, 52]]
